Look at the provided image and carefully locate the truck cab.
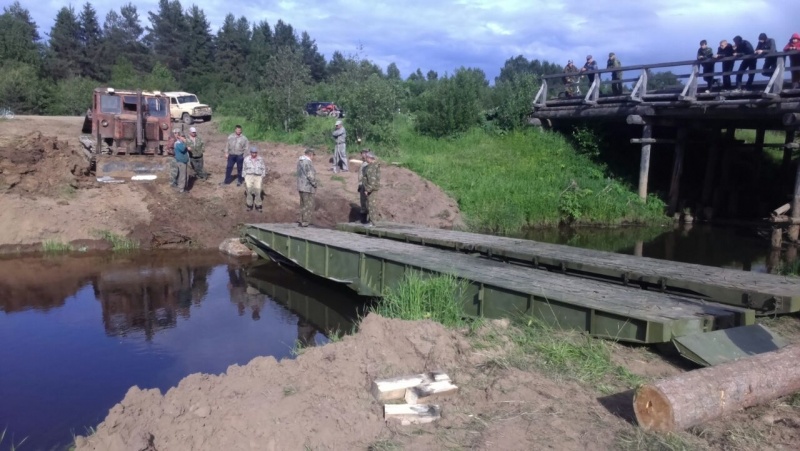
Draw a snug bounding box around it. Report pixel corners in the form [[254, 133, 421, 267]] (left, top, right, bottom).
[[164, 91, 212, 124]]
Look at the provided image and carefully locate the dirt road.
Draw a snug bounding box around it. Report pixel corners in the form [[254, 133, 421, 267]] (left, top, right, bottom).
[[0, 116, 463, 250]]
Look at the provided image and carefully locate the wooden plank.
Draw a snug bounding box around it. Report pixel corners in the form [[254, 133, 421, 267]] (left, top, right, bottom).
[[371, 372, 450, 402], [336, 222, 800, 314], [384, 404, 441, 425], [243, 224, 753, 344], [405, 380, 459, 404]]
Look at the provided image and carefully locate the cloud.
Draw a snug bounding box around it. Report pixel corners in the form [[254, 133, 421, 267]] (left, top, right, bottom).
[[22, 0, 797, 82]]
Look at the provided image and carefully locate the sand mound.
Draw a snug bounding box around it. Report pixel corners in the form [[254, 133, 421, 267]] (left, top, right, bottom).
[[0, 132, 91, 196]]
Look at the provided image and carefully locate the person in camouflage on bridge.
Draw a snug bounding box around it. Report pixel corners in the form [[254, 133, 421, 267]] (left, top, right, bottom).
[[362, 151, 381, 226], [607, 52, 623, 96], [296, 148, 318, 227], [186, 126, 208, 181], [563, 60, 579, 97]]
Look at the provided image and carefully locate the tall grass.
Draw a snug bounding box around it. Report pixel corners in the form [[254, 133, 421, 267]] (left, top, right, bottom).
[[41, 240, 73, 253], [92, 230, 139, 251], [218, 114, 669, 233], [0, 427, 28, 450], [371, 273, 468, 328]]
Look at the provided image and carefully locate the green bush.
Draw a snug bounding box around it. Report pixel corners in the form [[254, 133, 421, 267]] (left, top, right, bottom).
[[46, 76, 95, 115], [0, 61, 49, 114], [415, 67, 489, 137]]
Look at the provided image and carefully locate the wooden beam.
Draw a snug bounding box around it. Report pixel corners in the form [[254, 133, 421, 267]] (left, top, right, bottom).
[[630, 138, 675, 145], [790, 144, 800, 242], [633, 344, 800, 432], [384, 404, 442, 425], [638, 124, 653, 200], [370, 372, 451, 402], [784, 113, 800, 127], [783, 130, 797, 174], [668, 127, 688, 216], [627, 115, 646, 125], [701, 129, 721, 206], [404, 380, 459, 404]]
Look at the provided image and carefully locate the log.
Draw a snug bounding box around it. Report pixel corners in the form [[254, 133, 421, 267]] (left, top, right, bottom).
[[772, 203, 791, 216], [633, 343, 800, 432], [384, 404, 441, 425], [370, 372, 450, 401], [404, 380, 459, 404]]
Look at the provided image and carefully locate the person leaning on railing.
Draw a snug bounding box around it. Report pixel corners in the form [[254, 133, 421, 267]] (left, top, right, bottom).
[[785, 33, 800, 89], [697, 40, 716, 92], [715, 39, 735, 90], [732, 35, 756, 91], [755, 32, 777, 78]]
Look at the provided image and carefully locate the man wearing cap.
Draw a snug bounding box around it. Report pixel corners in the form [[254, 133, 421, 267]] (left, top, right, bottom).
[[581, 55, 599, 86], [222, 124, 249, 186], [166, 128, 180, 186], [331, 120, 348, 173], [357, 149, 370, 221], [563, 60, 579, 97], [297, 149, 317, 227], [243, 146, 267, 212], [755, 32, 777, 78], [362, 152, 381, 226], [173, 132, 189, 193], [186, 126, 208, 181], [607, 52, 623, 96]]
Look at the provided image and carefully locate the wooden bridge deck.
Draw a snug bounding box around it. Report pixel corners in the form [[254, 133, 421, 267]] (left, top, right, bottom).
[[242, 223, 753, 345], [337, 222, 800, 314]]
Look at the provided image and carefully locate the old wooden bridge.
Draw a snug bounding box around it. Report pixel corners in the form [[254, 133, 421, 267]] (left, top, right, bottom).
[[241, 222, 798, 365], [532, 51, 800, 239]]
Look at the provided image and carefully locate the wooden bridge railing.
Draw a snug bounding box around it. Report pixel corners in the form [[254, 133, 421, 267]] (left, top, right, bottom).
[[532, 50, 800, 108]]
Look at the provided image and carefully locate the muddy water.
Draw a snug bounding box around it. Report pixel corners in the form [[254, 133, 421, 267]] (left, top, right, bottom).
[[0, 252, 364, 450]]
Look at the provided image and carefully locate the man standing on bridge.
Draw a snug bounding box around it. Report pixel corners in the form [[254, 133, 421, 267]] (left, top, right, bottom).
[[331, 120, 348, 173], [697, 40, 716, 92], [362, 151, 381, 226], [755, 32, 777, 78], [715, 39, 735, 90], [784, 33, 800, 89], [607, 52, 623, 95], [297, 148, 317, 227], [732, 35, 756, 90], [581, 55, 599, 87], [563, 60, 580, 97]]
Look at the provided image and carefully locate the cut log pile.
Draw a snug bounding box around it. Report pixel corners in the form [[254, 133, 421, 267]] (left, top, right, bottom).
[[371, 371, 458, 425]]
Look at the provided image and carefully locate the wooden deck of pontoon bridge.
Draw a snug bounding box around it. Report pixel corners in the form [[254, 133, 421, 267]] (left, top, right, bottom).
[[242, 223, 753, 345], [337, 222, 800, 314]]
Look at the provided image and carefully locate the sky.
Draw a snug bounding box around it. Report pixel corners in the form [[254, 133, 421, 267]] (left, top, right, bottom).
[[12, 0, 800, 81]]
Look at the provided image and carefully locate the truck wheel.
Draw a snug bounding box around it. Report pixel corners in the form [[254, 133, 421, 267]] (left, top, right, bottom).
[[182, 113, 192, 125]]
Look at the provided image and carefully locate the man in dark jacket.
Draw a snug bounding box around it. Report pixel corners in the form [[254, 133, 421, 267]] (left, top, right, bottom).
[[697, 40, 715, 92], [733, 35, 756, 90], [716, 39, 735, 90], [755, 32, 777, 78], [581, 55, 599, 85]]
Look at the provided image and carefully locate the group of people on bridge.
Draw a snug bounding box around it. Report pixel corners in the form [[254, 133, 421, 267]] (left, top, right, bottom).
[[560, 31, 800, 98]]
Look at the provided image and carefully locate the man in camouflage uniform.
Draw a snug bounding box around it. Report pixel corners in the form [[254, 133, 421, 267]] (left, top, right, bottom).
[[186, 126, 209, 181], [222, 124, 249, 186], [243, 146, 267, 212], [296, 148, 317, 227], [607, 52, 623, 95], [331, 120, 348, 173], [167, 128, 180, 186], [563, 60, 579, 97], [357, 149, 370, 221], [362, 151, 381, 226]]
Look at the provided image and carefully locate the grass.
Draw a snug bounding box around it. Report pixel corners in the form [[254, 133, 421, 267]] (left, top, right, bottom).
[[92, 229, 139, 251], [0, 427, 28, 450], [736, 129, 788, 164], [41, 239, 73, 253], [367, 439, 403, 451], [370, 273, 469, 328], [615, 428, 703, 451], [283, 386, 297, 396], [218, 114, 669, 234]]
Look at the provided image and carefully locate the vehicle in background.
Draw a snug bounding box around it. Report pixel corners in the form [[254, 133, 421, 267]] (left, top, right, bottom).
[[164, 91, 212, 124], [304, 101, 344, 118]]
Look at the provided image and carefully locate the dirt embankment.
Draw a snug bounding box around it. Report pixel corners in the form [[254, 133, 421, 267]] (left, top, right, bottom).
[[0, 116, 463, 251]]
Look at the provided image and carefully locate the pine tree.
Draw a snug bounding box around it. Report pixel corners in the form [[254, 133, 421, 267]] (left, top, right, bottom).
[[386, 63, 401, 80], [247, 20, 272, 88], [215, 14, 250, 85], [327, 51, 349, 80], [184, 5, 213, 80], [0, 2, 42, 66], [272, 20, 297, 50], [102, 4, 151, 85], [48, 6, 83, 80], [78, 2, 104, 80], [145, 0, 187, 76], [299, 31, 325, 82]]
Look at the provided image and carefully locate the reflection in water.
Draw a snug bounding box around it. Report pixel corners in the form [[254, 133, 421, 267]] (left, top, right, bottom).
[[0, 253, 363, 450]]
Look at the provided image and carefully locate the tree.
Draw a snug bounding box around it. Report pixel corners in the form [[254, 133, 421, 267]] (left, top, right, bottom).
[[47, 76, 95, 115], [102, 4, 150, 72], [647, 70, 682, 91], [326, 51, 350, 80], [416, 67, 489, 137], [0, 61, 48, 113], [426, 70, 438, 81], [144, 61, 178, 91], [215, 14, 250, 85], [386, 63, 401, 80], [492, 72, 539, 130], [145, 0, 187, 75], [78, 2, 104, 80], [47, 6, 83, 80], [340, 74, 398, 144], [300, 31, 326, 82], [183, 5, 213, 81], [258, 45, 310, 132], [272, 20, 297, 49], [247, 21, 272, 87], [0, 2, 42, 66]]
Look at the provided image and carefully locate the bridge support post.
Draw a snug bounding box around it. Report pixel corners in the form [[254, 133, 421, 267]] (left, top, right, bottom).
[[637, 123, 653, 201], [701, 129, 721, 219], [668, 127, 688, 217], [782, 130, 796, 172], [790, 134, 800, 242], [713, 128, 736, 216]]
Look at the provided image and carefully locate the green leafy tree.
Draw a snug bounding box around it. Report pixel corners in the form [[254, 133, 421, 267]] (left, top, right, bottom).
[[416, 67, 489, 137], [144, 61, 179, 90], [647, 70, 682, 91], [300, 31, 326, 82], [0, 61, 48, 113], [47, 6, 83, 80], [386, 62, 401, 80], [47, 76, 95, 115], [78, 2, 104, 80], [272, 20, 298, 49], [145, 0, 187, 75], [426, 70, 438, 81], [492, 72, 539, 130], [0, 2, 42, 66], [340, 74, 398, 144], [215, 14, 251, 85], [247, 20, 272, 87], [109, 56, 143, 88], [259, 45, 310, 132], [326, 51, 351, 80]]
